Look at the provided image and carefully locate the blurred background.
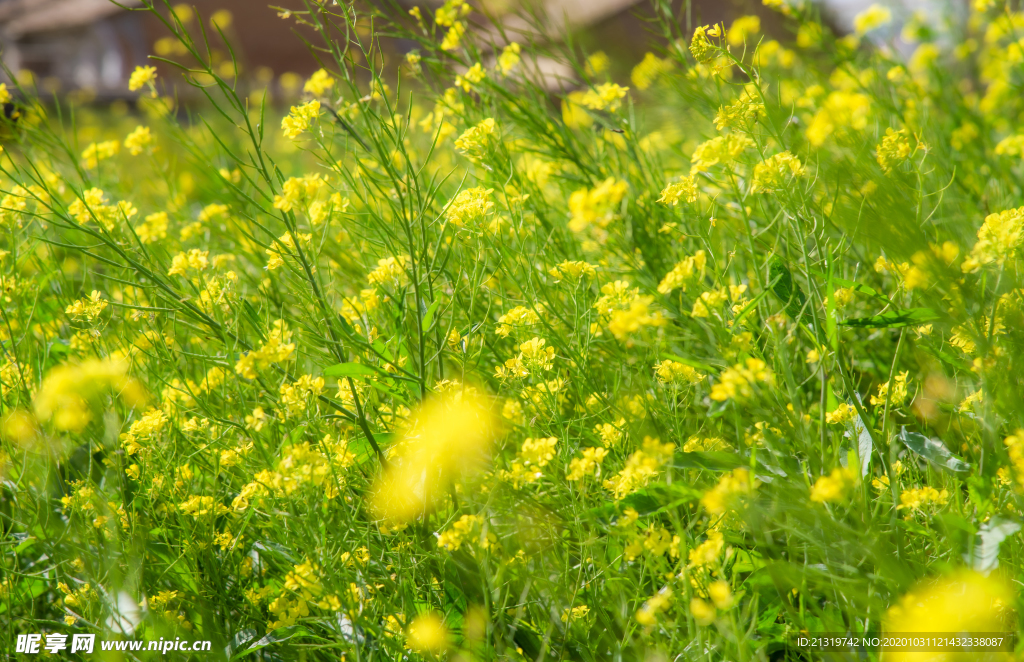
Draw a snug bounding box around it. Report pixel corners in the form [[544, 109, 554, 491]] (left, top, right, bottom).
[[0, 0, 901, 103]]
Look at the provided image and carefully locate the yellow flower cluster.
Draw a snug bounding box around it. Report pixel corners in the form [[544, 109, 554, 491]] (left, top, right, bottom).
[[568, 178, 628, 233], [603, 436, 674, 499], [751, 151, 805, 193], [367, 255, 411, 288], [281, 99, 321, 139], [690, 134, 754, 175], [454, 118, 497, 161], [897, 486, 950, 512], [234, 320, 296, 379], [875, 128, 913, 173], [303, 68, 335, 96], [279, 374, 326, 418], [566, 446, 609, 481], [436, 514, 495, 551], [548, 260, 597, 283], [870, 370, 910, 407], [653, 360, 706, 386], [961, 206, 1024, 272], [65, 290, 107, 322], [579, 83, 629, 111], [709, 358, 774, 402], [631, 53, 672, 90], [657, 251, 707, 294], [120, 408, 168, 456], [445, 186, 494, 227], [701, 468, 753, 516], [495, 305, 540, 338], [33, 357, 146, 433], [657, 176, 699, 206], [810, 467, 857, 503]]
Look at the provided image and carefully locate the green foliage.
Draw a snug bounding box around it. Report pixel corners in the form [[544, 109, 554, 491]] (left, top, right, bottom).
[[2, 0, 1024, 660]]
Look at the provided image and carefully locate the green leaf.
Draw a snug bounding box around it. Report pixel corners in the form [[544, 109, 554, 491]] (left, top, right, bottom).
[[323, 362, 380, 379], [769, 257, 807, 319], [842, 308, 939, 328], [898, 427, 970, 473], [422, 299, 440, 329]]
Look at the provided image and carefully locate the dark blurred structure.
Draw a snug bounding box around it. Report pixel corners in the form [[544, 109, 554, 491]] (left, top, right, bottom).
[[0, 0, 873, 99], [0, 0, 322, 98]]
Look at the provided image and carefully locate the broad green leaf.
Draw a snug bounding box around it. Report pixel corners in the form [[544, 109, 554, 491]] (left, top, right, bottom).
[[898, 428, 970, 473], [842, 308, 939, 328]]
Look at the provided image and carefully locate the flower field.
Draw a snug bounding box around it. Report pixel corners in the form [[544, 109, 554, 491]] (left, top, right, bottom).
[[2, 0, 1024, 659]]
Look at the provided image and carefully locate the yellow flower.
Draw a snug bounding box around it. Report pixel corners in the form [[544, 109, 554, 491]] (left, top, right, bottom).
[[0, 83, 10, 104], [897, 486, 950, 512], [701, 468, 753, 516], [579, 83, 629, 111], [281, 100, 321, 139], [371, 393, 498, 523], [406, 612, 449, 653], [805, 91, 870, 146], [689, 597, 716, 625], [653, 360, 705, 385], [809, 467, 857, 503], [690, 25, 717, 64], [603, 436, 675, 499], [876, 128, 913, 173], [445, 186, 494, 227], [124, 126, 154, 155], [234, 320, 296, 379], [884, 571, 1010, 658], [81, 140, 120, 169], [548, 260, 597, 282], [961, 206, 1024, 272], [709, 358, 774, 402], [690, 134, 754, 174], [303, 68, 335, 96], [853, 4, 892, 35], [569, 177, 628, 232], [561, 605, 590, 623], [728, 15, 760, 46], [709, 581, 733, 609], [657, 250, 707, 293], [33, 357, 146, 433], [437, 514, 494, 551], [631, 53, 672, 90], [825, 403, 856, 425], [636, 588, 673, 626], [455, 62, 487, 92], [65, 290, 108, 321], [752, 151, 805, 192], [566, 446, 609, 481], [440, 21, 466, 51], [585, 51, 610, 76], [454, 117, 497, 160], [128, 65, 157, 92], [688, 530, 724, 567], [658, 176, 699, 206], [870, 370, 909, 407], [498, 43, 521, 75]]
